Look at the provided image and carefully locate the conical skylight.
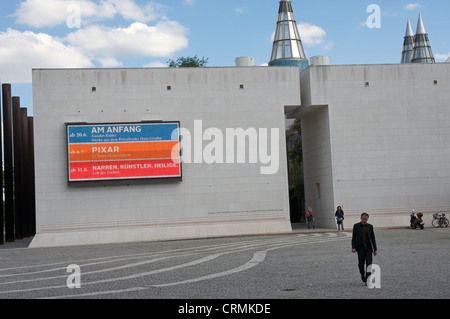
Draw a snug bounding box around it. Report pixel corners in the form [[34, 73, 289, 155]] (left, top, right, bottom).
[[269, 0, 308, 69], [411, 14, 435, 64], [401, 19, 414, 64]]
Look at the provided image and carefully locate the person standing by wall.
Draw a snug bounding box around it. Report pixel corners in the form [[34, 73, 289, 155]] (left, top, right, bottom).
[[352, 213, 378, 285], [335, 206, 345, 230], [306, 206, 314, 229]]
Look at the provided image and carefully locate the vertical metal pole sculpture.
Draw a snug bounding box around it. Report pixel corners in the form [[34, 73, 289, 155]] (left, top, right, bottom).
[[12, 97, 23, 240], [2, 84, 15, 243], [20, 108, 30, 237]]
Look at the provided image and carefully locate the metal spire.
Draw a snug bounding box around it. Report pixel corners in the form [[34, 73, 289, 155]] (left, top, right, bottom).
[[269, 0, 309, 70], [411, 14, 435, 63], [401, 19, 414, 64], [416, 13, 426, 35]]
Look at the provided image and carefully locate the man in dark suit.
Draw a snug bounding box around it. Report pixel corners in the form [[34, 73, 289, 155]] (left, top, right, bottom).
[[352, 213, 378, 284]]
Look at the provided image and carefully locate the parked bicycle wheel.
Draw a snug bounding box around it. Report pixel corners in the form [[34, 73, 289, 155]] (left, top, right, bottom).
[[432, 219, 440, 228], [442, 218, 449, 228]]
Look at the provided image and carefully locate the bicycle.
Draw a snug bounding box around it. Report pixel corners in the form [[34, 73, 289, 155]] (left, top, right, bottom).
[[432, 212, 449, 228]]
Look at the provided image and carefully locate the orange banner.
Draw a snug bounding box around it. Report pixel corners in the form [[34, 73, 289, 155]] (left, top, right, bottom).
[[69, 141, 179, 162]]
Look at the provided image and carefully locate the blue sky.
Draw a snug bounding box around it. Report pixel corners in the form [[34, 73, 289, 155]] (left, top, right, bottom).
[[1, 0, 450, 114]]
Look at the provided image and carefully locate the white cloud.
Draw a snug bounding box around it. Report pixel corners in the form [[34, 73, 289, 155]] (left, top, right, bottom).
[[298, 23, 333, 50], [144, 61, 168, 68], [404, 3, 421, 11], [13, 0, 164, 28], [0, 28, 93, 83], [270, 22, 333, 51], [66, 21, 189, 59], [106, 0, 163, 22], [435, 53, 450, 62], [2, 0, 190, 84], [97, 57, 123, 68], [183, 0, 195, 5], [14, 0, 113, 28], [2, 1, 190, 84]]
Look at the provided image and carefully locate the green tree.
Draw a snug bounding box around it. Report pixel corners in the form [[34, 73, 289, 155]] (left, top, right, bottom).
[[167, 55, 209, 68]]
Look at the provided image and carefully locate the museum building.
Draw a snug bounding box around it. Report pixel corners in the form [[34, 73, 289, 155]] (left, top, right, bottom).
[[26, 1, 450, 247]]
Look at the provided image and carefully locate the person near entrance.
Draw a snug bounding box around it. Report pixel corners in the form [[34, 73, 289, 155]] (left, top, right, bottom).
[[351, 213, 378, 284], [335, 206, 345, 230], [306, 206, 314, 229]]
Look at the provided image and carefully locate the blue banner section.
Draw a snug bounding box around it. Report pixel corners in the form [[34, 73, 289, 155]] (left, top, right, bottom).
[[68, 123, 179, 144]]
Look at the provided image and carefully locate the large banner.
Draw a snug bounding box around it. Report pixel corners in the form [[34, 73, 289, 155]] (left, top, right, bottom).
[[66, 122, 181, 182]]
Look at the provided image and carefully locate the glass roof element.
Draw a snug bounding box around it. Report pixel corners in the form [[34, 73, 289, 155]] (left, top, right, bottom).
[[269, 0, 307, 65], [411, 14, 435, 64], [401, 19, 414, 64]]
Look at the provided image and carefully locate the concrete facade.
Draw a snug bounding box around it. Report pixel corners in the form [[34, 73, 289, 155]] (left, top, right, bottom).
[[296, 63, 450, 228], [30, 66, 300, 247], [30, 63, 450, 247]]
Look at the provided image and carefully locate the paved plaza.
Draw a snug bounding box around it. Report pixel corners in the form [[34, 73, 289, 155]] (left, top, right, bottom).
[[0, 226, 449, 301]]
